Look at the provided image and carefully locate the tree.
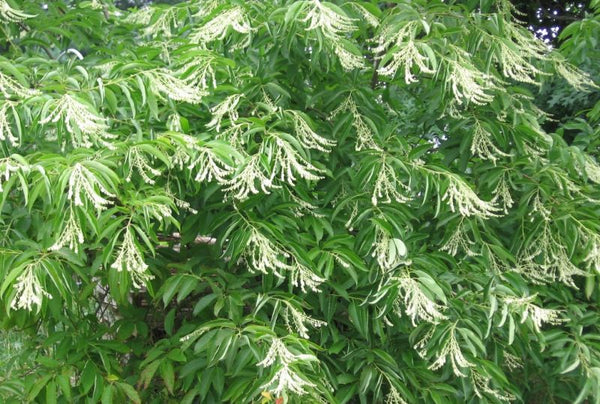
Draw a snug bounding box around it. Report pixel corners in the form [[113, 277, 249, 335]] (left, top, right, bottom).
[[0, 0, 599, 402]]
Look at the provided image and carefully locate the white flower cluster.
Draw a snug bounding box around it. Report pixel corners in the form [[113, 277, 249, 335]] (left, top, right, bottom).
[[517, 222, 585, 288], [373, 21, 418, 57], [246, 228, 290, 276], [189, 6, 252, 45], [189, 147, 233, 183], [440, 220, 478, 256], [140, 200, 173, 222], [0, 0, 35, 22], [472, 371, 516, 402], [40, 94, 115, 149], [245, 228, 324, 291], [67, 163, 115, 210], [555, 61, 598, 92], [0, 155, 26, 192], [333, 45, 365, 71], [223, 154, 276, 200], [269, 137, 324, 186], [394, 272, 448, 326], [0, 72, 39, 98], [303, 0, 356, 37], [448, 60, 496, 105], [123, 7, 153, 25], [503, 352, 523, 370], [330, 95, 380, 151], [111, 226, 154, 289], [302, 0, 364, 70], [580, 228, 600, 273], [125, 146, 161, 185], [385, 386, 408, 404], [0, 103, 20, 146], [584, 155, 600, 184], [350, 3, 378, 27], [442, 175, 500, 218], [193, 0, 220, 18], [49, 208, 84, 253], [283, 305, 327, 339], [470, 119, 510, 164], [491, 174, 514, 214], [178, 54, 217, 90], [142, 8, 178, 37], [258, 337, 317, 396], [207, 94, 242, 132], [11, 262, 52, 312], [423, 325, 474, 377], [287, 110, 336, 152], [378, 40, 434, 83], [144, 69, 207, 104], [289, 260, 325, 293], [497, 41, 543, 84], [371, 227, 407, 271], [502, 294, 564, 332], [371, 158, 410, 206]]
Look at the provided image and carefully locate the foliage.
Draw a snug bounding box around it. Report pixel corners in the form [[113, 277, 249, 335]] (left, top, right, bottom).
[[0, 0, 599, 403]]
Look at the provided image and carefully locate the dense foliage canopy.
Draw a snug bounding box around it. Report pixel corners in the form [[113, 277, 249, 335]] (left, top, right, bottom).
[[1, 0, 600, 403]]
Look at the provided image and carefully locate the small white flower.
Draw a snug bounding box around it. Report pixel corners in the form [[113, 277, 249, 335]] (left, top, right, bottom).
[[207, 94, 243, 132], [329, 96, 381, 151], [0, 0, 36, 22], [472, 371, 516, 401], [447, 58, 496, 105], [111, 226, 154, 289], [189, 147, 233, 184], [261, 364, 316, 397], [189, 6, 252, 45], [0, 155, 26, 192], [378, 40, 434, 82], [394, 272, 448, 326], [40, 94, 115, 148], [245, 228, 291, 276], [269, 137, 324, 186], [442, 175, 500, 218], [470, 119, 511, 164], [223, 154, 278, 200], [428, 325, 474, 377], [283, 305, 327, 339], [49, 208, 85, 253], [371, 226, 407, 271], [0, 102, 21, 146], [0, 72, 40, 98], [287, 110, 336, 152], [371, 157, 410, 206], [11, 263, 52, 312], [144, 69, 207, 104], [503, 294, 564, 332], [67, 163, 115, 210], [125, 146, 162, 185]]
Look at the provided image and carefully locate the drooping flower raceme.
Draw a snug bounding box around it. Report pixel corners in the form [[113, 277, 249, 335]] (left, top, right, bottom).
[[110, 226, 154, 289], [144, 69, 207, 104], [40, 94, 115, 148], [394, 272, 448, 326], [49, 208, 85, 253], [67, 163, 115, 210], [258, 337, 317, 397], [189, 6, 252, 45], [0, 71, 40, 98], [206, 94, 243, 132], [302, 0, 364, 70], [0, 0, 35, 22], [11, 262, 52, 312]]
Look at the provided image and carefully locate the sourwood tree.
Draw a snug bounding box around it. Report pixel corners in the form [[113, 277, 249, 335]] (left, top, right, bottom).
[[1, 0, 600, 403]]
